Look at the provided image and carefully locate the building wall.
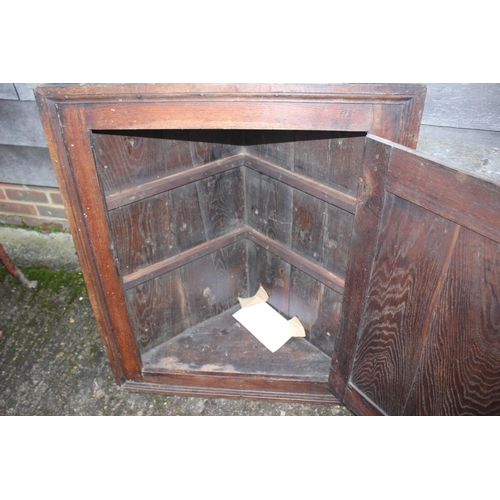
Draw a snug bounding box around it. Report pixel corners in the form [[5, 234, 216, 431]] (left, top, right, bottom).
[[0, 83, 499, 231], [417, 83, 500, 183], [0, 83, 66, 229]]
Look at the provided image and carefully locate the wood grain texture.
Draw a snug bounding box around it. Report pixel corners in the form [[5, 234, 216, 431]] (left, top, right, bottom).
[[329, 138, 392, 399], [403, 229, 500, 415], [84, 101, 375, 133], [137, 306, 338, 404], [109, 169, 245, 277], [91, 130, 166, 195], [36, 83, 426, 148], [180, 242, 248, 329], [246, 228, 345, 295], [294, 131, 366, 195], [34, 84, 429, 404], [108, 189, 176, 276], [292, 189, 353, 279], [244, 154, 357, 214], [126, 241, 248, 353], [246, 240, 291, 318], [343, 384, 386, 416], [105, 153, 243, 210], [92, 129, 243, 199], [349, 194, 459, 414], [196, 167, 245, 240], [244, 130, 295, 169], [122, 228, 247, 290], [58, 106, 142, 381], [125, 267, 190, 353], [245, 167, 293, 246], [148, 182, 205, 256], [288, 266, 342, 357], [141, 306, 331, 379]]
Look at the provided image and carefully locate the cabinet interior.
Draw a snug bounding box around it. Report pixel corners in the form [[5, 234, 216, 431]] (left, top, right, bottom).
[[90, 129, 367, 393]]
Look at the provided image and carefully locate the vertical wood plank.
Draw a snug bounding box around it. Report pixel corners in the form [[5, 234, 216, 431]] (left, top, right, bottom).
[[108, 168, 245, 276], [180, 241, 248, 327], [245, 167, 293, 247], [329, 137, 392, 399], [125, 267, 190, 353], [246, 240, 291, 317], [244, 130, 295, 169], [403, 229, 500, 415], [126, 241, 248, 354], [108, 191, 175, 275], [288, 266, 342, 357], [196, 167, 245, 240], [310, 283, 343, 357], [294, 132, 365, 195], [350, 194, 459, 415], [160, 130, 193, 172], [289, 266, 322, 341], [91, 130, 165, 194], [168, 182, 207, 252], [59, 106, 142, 380], [291, 189, 353, 279]]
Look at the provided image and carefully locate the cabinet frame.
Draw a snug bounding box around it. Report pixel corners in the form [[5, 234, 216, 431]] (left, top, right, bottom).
[[35, 84, 429, 405]]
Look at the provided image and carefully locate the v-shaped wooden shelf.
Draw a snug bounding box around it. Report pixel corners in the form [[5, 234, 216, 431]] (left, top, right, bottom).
[[109, 153, 352, 296]]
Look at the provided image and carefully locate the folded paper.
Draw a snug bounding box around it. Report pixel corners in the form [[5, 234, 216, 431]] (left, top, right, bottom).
[[233, 286, 305, 353]]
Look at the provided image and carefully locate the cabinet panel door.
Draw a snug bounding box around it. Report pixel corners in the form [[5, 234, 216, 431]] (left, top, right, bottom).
[[330, 136, 500, 415]]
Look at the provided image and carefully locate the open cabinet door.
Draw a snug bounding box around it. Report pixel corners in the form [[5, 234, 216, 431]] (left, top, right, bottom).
[[330, 135, 500, 415]]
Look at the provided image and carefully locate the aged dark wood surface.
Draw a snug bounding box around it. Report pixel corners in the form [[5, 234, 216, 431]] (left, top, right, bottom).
[[331, 136, 500, 415], [329, 137, 393, 399], [37, 83, 427, 147], [142, 306, 331, 377], [403, 228, 500, 415], [349, 194, 459, 414], [87, 127, 364, 397], [57, 106, 143, 382], [138, 305, 337, 403], [35, 84, 433, 405], [126, 241, 248, 353]]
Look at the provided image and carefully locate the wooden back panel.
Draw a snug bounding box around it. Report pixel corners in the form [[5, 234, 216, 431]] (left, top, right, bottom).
[[90, 130, 362, 357]]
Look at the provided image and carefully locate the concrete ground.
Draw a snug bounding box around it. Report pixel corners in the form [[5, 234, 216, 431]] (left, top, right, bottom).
[[0, 226, 352, 416]]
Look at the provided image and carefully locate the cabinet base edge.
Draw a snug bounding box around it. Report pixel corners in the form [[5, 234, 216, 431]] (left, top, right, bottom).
[[122, 380, 341, 405]]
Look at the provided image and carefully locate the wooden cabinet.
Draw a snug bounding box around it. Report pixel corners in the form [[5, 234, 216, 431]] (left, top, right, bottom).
[[35, 84, 500, 414]]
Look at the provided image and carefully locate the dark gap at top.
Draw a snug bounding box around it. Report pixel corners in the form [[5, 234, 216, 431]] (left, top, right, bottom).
[[91, 129, 367, 145]]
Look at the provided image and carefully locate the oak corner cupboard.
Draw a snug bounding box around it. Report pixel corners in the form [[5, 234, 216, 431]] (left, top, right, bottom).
[[35, 84, 500, 415]]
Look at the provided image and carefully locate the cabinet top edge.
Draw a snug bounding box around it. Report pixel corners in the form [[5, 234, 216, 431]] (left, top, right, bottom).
[[34, 83, 427, 102]]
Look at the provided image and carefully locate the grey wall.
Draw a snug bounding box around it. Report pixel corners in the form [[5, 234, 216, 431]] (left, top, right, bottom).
[[0, 83, 57, 186], [1, 83, 499, 188], [417, 83, 500, 183]]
